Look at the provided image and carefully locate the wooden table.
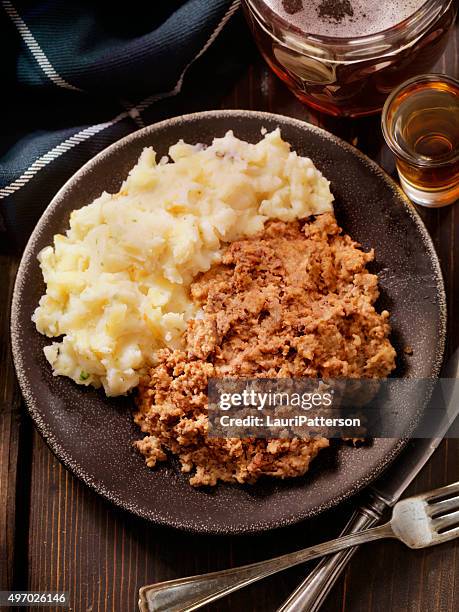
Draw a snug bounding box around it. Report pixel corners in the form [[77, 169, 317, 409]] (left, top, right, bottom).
[[1, 18, 458, 612]]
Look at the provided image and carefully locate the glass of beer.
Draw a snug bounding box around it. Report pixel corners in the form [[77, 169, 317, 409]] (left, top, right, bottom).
[[242, 0, 457, 117]]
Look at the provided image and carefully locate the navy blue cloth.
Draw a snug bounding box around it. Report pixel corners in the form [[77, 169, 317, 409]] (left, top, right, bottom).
[[0, 0, 252, 248]]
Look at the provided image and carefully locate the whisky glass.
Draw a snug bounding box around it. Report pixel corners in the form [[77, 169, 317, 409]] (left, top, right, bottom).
[[382, 74, 459, 208]]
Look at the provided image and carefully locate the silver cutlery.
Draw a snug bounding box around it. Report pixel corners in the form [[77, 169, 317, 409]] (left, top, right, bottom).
[[138, 481, 459, 612], [277, 350, 459, 612], [276, 441, 447, 612]]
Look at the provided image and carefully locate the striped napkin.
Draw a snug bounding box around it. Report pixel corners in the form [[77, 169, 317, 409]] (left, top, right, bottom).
[[0, 0, 250, 248]]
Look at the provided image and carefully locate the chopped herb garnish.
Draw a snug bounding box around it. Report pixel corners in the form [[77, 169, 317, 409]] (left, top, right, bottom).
[[79, 370, 90, 381]]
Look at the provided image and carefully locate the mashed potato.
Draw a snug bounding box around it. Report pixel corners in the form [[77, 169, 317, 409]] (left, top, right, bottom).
[[33, 129, 334, 396]]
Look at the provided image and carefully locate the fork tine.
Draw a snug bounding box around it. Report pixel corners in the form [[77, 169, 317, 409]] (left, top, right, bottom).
[[433, 525, 459, 544], [432, 510, 459, 532], [427, 496, 459, 517], [424, 481, 459, 502]]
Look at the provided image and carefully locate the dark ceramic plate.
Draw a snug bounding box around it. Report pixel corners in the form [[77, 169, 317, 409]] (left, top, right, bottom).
[[11, 111, 446, 534]]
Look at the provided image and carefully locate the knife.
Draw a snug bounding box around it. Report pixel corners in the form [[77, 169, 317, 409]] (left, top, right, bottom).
[[278, 350, 459, 612]]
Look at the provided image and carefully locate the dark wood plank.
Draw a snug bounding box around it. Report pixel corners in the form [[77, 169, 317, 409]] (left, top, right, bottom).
[[0, 253, 18, 590], [0, 250, 32, 592], [17, 16, 459, 612]]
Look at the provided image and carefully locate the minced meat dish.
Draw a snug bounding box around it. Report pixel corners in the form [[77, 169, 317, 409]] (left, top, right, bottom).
[[134, 212, 396, 486]]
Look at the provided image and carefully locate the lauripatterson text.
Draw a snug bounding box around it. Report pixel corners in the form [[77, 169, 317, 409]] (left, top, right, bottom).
[[217, 415, 361, 428]]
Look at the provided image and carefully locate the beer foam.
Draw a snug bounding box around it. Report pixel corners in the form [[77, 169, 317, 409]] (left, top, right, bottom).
[[265, 0, 426, 37]]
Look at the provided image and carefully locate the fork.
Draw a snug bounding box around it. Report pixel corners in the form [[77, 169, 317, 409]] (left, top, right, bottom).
[[138, 481, 459, 612]]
